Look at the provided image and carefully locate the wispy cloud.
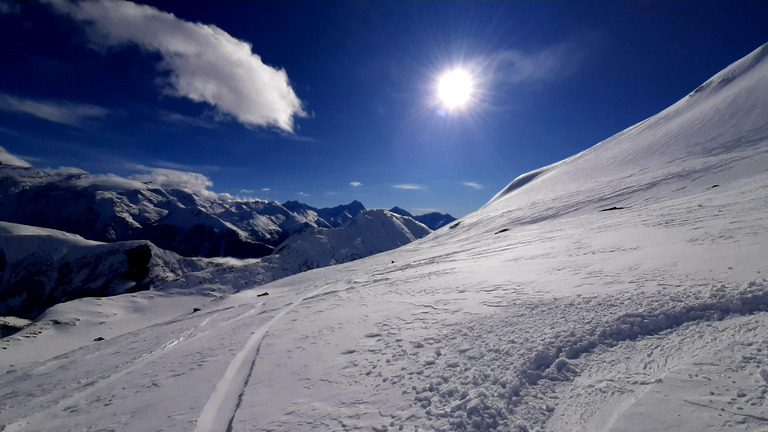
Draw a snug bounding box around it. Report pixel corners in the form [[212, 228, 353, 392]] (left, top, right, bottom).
[[393, 184, 426, 190], [0, 1, 20, 15], [159, 110, 217, 129], [413, 208, 440, 214], [261, 187, 271, 192], [146, 159, 220, 173], [240, 189, 254, 194], [297, 192, 309, 196], [462, 181, 483, 190], [0, 92, 108, 127], [46, 0, 306, 132], [484, 41, 586, 84], [0, 146, 32, 167], [350, 181, 362, 187], [128, 165, 224, 199]]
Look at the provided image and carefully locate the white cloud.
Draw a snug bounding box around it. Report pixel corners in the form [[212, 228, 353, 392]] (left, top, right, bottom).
[[261, 187, 271, 192], [350, 181, 362, 187], [46, 0, 306, 132], [57, 166, 89, 174], [393, 184, 426, 190], [0, 92, 108, 127], [297, 192, 309, 196], [239, 189, 254, 194], [128, 165, 223, 199], [71, 173, 147, 191], [0, 146, 32, 167], [148, 159, 219, 173], [462, 181, 483, 190]]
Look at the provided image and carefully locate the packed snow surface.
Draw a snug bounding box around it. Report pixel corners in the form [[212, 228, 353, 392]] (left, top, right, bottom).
[[2, 43, 768, 431]]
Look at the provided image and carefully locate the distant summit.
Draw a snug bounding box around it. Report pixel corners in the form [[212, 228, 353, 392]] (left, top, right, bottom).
[[389, 207, 456, 230], [271, 209, 431, 274], [388, 206, 413, 218], [284, 200, 366, 228]]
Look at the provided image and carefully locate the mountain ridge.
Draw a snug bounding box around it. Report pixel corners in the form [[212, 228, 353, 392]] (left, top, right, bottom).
[[0, 165, 453, 259]]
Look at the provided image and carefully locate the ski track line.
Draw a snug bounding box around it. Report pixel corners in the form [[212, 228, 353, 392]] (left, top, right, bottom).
[[2, 313, 215, 432], [2, 303, 265, 432], [194, 284, 328, 432]]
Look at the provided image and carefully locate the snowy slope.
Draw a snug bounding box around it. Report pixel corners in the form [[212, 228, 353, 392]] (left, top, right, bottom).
[[1, 43, 768, 432]]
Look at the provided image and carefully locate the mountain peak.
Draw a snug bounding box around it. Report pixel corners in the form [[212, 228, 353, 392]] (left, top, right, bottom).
[[389, 206, 413, 218]]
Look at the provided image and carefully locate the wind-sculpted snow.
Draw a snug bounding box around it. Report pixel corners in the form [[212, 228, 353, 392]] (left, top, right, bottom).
[[2, 43, 768, 432], [369, 280, 768, 431]]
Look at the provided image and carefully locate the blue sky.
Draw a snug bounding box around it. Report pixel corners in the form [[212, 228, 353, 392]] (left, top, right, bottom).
[[1, 1, 767, 217]]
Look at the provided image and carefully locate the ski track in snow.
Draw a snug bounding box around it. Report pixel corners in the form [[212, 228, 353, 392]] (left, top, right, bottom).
[[193, 283, 328, 432], [2, 312, 215, 432], [1, 302, 272, 432]]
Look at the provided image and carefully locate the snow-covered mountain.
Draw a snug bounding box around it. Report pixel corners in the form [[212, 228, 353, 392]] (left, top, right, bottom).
[[2, 43, 768, 432], [390, 206, 457, 230], [0, 207, 432, 321], [0, 167, 435, 260], [0, 221, 203, 319], [0, 163, 447, 261], [270, 209, 431, 273], [0, 167, 283, 257], [284, 199, 367, 228]]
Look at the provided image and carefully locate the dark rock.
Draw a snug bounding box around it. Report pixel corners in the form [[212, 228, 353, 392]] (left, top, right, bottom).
[[124, 244, 152, 282]]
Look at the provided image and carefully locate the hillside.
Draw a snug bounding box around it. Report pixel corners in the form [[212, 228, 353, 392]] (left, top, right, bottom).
[[0, 222, 205, 319]]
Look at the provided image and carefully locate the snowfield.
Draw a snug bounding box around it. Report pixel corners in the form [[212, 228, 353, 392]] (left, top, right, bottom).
[[2, 43, 768, 431]]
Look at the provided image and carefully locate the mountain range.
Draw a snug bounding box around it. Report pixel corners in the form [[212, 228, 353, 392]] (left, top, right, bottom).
[[0, 163, 453, 260], [0, 161, 450, 318]]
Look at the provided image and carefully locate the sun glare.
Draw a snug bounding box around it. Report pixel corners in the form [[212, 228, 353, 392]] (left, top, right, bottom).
[[437, 68, 473, 110]]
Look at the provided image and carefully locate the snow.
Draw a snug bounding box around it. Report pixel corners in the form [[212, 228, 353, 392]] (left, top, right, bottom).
[[0, 221, 204, 319], [271, 209, 431, 273], [2, 43, 768, 431]]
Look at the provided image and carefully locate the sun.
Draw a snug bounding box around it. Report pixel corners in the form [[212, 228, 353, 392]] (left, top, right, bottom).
[[437, 68, 473, 110]]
